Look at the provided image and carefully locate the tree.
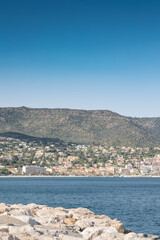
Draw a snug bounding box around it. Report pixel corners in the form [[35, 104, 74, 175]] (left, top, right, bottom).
[[0, 169, 11, 175]]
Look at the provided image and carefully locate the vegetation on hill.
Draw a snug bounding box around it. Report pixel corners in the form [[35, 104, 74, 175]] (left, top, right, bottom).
[[131, 117, 160, 143], [0, 107, 159, 146]]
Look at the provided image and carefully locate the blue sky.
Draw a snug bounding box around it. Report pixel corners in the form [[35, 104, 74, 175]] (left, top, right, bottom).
[[0, 0, 160, 117]]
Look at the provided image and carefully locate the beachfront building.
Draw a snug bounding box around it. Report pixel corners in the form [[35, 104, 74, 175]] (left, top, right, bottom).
[[22, 165, 46, 175]]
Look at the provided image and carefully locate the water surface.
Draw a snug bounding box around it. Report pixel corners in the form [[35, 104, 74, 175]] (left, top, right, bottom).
[[0, 177, 160, 236]]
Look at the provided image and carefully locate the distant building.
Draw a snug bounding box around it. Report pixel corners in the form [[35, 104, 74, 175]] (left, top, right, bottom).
[[35, 150, 44, 158], [7, 168, 18, 174], [45, 167, 55, 174], [0, 155, 12, 161], [22, 165, 46, 175], [0, 165, 5, 169], [140, 165, 149, 174], [125, 163, 132, 169]]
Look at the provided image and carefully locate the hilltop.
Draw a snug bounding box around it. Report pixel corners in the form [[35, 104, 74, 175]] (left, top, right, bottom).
[[0, 107, 159, 146]]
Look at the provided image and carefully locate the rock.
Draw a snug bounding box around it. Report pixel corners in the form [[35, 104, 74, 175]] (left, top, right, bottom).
[[35, 207, 69, 218], [75, 216, 124, 233], [26, 203, 46, 217], [0, 203, 159, 240], [12, 216, 39, 227], [0, 216, 26, 227], [93, 233, 125, 240], [64, 218, 77, 225], [8, 225, 42, 238], [68, 208, 94, 220], [38, 236, 58, 240], [34, 225, 82, 238], [59, 234, 83, 240], [63, 224, 80, 232], [26, 203, 39, 209], [9, 208, 32, 216], [9, 204, 33, 216], [112, 219, 125, 233], [0, 226, 9, 233], [124, 232, 160, 240], [82, 226, 118, 239], [10, 232, 41, 240], [34, 225, 68, 237], [0, 213, 9, 217], [75, 219, 94, 230], [1, 235, 20, 240], [33, 215, 65, 226], [0, 203, 9, 214]]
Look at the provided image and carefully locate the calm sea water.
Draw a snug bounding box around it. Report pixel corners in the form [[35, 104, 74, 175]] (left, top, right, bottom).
[[0, 177, 160, 236]]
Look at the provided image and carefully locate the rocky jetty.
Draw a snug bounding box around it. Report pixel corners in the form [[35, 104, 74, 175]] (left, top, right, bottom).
[[0, 203, 159, 240]]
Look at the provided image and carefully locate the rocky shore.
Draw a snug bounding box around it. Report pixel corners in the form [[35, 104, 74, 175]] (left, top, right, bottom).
[[0, 203, 159, 240]]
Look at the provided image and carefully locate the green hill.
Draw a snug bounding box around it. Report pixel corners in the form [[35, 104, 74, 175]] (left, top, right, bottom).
[[0, 107, 159, 146], [131, 117, 160, 143]]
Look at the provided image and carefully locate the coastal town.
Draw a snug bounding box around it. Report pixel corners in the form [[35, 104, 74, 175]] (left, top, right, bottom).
[[0, 136, 160, 176]]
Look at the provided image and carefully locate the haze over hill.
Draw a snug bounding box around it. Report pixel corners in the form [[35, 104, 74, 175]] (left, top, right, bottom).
[[0, 107, 159, 146]]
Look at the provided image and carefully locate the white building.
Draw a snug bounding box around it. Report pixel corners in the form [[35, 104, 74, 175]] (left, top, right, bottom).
[[125, 163, 132, 169], [22, 165, 46, 175]]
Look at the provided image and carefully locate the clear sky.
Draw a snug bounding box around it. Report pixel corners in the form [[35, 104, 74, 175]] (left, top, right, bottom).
[[0, 0, 160, 117]]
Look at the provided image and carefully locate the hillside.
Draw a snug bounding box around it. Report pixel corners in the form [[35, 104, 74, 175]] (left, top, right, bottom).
[[131, 117, 160, 143], [0, 107, 159, 146]]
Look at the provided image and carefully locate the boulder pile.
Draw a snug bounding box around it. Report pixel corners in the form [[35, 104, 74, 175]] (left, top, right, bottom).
[[0, 203, 159, 240]]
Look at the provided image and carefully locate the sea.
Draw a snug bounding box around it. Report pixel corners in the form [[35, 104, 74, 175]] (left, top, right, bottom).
[[0, 177, 160, 236]]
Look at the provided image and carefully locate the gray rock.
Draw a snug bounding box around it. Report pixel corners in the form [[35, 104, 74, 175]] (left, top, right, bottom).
[[82, 226, 118, 239], [34, 225, 83, 238], [0, 216, 26, 227], [8, 225, 42, 238], [0, 226, 9, 233], [2, 235, 20, 240], [12, 216, 39, 227], [93, 233, 125, 240], [124, 232, 160, 240], [59, 234, 83, 240]]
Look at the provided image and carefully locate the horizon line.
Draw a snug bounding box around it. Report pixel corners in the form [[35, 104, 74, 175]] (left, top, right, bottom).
[[0, 106, 160, 119]]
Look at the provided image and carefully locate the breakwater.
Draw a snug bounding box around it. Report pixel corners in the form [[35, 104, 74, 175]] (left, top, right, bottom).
[[0, 203, 159, 240]]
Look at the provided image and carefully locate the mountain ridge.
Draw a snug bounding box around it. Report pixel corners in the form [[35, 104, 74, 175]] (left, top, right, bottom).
[[0, 107, 159, 146]]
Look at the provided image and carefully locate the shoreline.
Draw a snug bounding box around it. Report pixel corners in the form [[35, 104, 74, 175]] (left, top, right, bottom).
[[0, 175, 159, 178]]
